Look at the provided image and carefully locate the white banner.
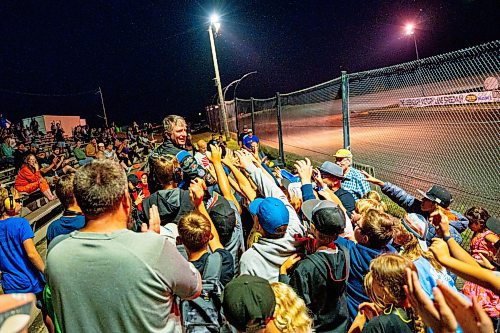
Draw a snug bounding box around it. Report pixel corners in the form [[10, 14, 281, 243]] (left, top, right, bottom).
[[399, 90, 500, 108]]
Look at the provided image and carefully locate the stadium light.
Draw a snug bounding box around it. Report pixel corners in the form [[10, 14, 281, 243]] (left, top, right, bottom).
[[405, 23, 415, 36], [208, 13, 230, 140], [404, 22, 424, 96]]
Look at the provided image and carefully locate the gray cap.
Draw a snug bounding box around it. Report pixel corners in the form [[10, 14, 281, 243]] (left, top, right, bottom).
[[319, 161, 344, 179]]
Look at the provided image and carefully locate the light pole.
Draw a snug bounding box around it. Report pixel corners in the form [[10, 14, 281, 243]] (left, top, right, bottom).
[[233, 71, 257, 136], [405, 23, 425, 96], [208, 14, 230, 140], [96, 87, 109, 128]]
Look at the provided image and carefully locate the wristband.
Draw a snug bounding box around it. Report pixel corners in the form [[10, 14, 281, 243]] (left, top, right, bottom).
[[443, 234, 452, 242]]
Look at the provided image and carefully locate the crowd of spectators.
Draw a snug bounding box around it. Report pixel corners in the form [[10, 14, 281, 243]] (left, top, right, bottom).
[[0, 114, 498, 333]]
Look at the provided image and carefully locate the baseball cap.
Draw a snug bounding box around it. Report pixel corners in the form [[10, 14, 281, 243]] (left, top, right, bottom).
[[247, 128, 253, 133], [127, 174, 140, 187], [98, 142, 104, 147], [401, 213, 429, 251], [249, 197, 289, 235], [486, 216, 500, 235], [222, 275, 276, 332], [301, 199, 346, 236], [334, 149, 353, 159], [318, 161, 345, 179], [417, 185, 452, 208], [176, 150, 206, 179], [207, 195, 236, 245]]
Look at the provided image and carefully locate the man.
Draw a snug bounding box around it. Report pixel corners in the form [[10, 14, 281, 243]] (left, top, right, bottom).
[[317, 161, 356, 217], [238, 125, 249, 147], [153, 115, 188, 156], [334, 149, 370, 201], [150, 115, 204, 187], [242, 129, 260, 151], [46, 174, 85, 246], [194, 139, 210, 169], [13, 142, 29, 171], [45, 160, 202, 332]]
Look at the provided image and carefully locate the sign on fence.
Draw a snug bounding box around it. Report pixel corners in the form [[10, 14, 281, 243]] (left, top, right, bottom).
[[399, 90, 500, 108]]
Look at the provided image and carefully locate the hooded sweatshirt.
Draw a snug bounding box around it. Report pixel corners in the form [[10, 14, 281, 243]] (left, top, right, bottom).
[[141, 188, 194, 225], [239, 163, 306, 282], [286, 248, 349, 333], [335, 236, 396, 323]]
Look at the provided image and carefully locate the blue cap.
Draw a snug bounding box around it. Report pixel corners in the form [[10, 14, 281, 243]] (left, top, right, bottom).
[[249, 197, 289, 235]]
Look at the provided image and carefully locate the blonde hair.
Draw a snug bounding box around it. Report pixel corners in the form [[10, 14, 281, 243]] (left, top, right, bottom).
[[355, 198, 386, 215], [364, 254, 424, 333], [397, 225, 443, 271], [269, 282, 312, 333]]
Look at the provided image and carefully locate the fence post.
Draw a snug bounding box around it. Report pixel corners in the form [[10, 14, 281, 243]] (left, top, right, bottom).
[[341, 71, 350, 150], [251, 97, 255, 134], [276, 92, 285, 163], [234, 98, 240, 137]]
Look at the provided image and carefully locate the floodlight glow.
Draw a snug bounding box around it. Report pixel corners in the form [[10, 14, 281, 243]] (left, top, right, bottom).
[[405, 23, 415, 35], [210, 14, 219, 25]]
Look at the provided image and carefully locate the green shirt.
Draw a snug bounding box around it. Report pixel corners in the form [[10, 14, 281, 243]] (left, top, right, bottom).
[[73, 147, 87, 160]]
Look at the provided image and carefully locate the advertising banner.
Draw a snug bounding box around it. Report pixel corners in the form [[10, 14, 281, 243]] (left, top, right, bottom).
[[399, 90, 500, 108]]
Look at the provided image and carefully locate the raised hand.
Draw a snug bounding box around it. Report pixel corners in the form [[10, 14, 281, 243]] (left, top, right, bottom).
[[234, 149, 255, 169], [207, 144, 222, 164], [437, 281, 494, 333], [141, 204, 160, 234], [189, 178, 205, 207], [294, 158, 313, 185]]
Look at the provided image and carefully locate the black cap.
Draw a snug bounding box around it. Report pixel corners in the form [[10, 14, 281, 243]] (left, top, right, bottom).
[[222, 275, 276, 332], [207, 195, 236, 246], [417, 185, 453, 208], [127, 174, 140, 187]]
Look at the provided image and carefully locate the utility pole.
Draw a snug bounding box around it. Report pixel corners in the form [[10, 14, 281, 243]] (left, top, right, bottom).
[[98, 87, 109, 128]]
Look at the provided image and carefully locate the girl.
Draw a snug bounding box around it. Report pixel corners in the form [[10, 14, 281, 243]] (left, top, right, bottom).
[[14, 154, 55, 200], [393, 213, 460, 300], [269, 282, 313, 333], [462, 206, 500, 323], [351, 253, 424, 333]]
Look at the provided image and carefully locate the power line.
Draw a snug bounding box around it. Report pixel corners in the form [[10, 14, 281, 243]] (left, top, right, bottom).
[[0, 88, 99, 97]]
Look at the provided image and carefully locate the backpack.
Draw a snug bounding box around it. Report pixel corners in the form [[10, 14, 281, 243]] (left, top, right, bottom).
[[180, 252, 233, 333], [307, 244, 350, 295]]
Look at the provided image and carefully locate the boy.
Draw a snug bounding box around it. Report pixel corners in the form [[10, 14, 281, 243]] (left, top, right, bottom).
[[280, 200, 349, 333]]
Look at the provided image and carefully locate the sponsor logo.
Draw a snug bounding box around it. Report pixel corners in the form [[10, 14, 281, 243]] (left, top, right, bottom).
[[465, 94, 477, 102]]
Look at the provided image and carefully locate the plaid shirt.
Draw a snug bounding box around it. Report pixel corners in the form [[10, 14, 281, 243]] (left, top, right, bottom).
[[341, 167, 371, 201]]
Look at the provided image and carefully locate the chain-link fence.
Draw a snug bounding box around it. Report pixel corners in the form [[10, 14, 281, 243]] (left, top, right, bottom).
[[210, 40, 500, 215]]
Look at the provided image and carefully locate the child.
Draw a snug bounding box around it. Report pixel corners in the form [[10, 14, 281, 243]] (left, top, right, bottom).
[[463, 206, 500, 323], [393, 213, 459, 299], [280, 200, 349, 333], [177, 180, 234, 286], [335, 209, 398, 323], [350, 253, 424, 333]]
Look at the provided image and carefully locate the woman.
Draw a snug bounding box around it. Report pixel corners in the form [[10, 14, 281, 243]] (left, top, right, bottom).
[[14, 154, 55, 200]]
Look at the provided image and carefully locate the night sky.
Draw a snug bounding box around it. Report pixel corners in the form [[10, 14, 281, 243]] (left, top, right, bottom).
[[1, 0, 499, 126]]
